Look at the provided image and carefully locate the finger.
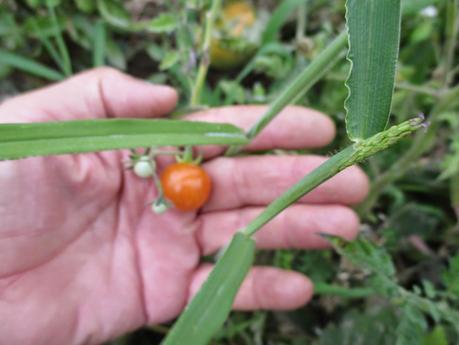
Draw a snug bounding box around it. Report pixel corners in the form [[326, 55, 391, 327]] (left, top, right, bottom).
[[186, 105, 335, 158], [202, 155, 369, 211], [0, 67, 178, 122], [197, 205, 359, 255], [190, 265, 313, 311]]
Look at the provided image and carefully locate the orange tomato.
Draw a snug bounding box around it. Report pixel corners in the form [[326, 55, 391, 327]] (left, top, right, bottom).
[[160, 163, 212, 211]]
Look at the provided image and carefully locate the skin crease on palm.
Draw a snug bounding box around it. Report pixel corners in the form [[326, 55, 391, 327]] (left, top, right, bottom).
[[0, 68, 369, 345]]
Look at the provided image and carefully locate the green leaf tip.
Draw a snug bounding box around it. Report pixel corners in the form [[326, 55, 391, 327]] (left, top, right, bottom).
[[344, 0, 402, 142]]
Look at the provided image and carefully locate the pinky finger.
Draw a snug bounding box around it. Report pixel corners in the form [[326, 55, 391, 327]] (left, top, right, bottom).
[[189, 265, 313, 311]]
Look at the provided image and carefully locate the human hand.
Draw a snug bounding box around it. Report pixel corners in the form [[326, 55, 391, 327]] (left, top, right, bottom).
[[0, 68, 368, 345]]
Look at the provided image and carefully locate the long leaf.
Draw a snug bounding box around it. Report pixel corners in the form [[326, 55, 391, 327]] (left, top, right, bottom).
[[161, 233, 255, 345], [344, 0, 402, 141], [0, 119, 248, 160], [0, 50, 64, 81]]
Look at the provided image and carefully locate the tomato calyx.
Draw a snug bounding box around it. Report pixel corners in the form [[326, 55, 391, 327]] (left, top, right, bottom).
[[175, 145, 203, 165]]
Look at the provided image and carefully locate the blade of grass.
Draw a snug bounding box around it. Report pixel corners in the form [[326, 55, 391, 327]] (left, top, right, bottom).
[[262, 0, 304, 44], [93, 19, 106, 67], [0, 49, 64, 81], [344, 0, 402, 141], [0, 119, 248, 160], [161, 233, 255, 345], [48, 4, 72, 76], [31, 20, 67, 75]]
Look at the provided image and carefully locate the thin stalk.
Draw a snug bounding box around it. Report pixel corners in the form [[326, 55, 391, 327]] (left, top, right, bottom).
[[358, 85, 459, 216], [295, 1, 307, 42], [242, 146, 355, 235], [242, 117, 423, 237], [225, 31, 347, 156], [190, 0, 222, 107], [443, 0, 459, 86], [48, 5, 72, 76]]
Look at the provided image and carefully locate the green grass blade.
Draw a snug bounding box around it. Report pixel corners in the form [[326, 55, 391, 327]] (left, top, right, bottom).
[[262, 0, 304, 44], [93, 20, 106, 67], [0, 119, 248, 160], [48, 5, 72, 76], [161, 233, 255, 345], [31, 20, 68, 75], [0, 49, 64, 81], [344, 0, 402, 141]]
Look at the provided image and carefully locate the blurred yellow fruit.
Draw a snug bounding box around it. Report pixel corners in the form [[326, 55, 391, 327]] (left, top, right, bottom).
[[209, 1, 257, 70]]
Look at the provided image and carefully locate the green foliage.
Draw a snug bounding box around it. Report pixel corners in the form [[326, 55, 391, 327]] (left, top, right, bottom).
[[1, 0, 458, 344], [317, 308, 399, 345], [442, 253, 459, 296], [422, 326, 449, 345], [330, 235, 459, 344], [396, 303, 427, 345]]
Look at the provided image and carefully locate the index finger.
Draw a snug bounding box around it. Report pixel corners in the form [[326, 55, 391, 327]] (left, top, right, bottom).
[[186, 105, 336, 158]]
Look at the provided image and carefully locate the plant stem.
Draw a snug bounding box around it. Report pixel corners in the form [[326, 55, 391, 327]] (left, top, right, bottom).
[[242, 118, 424, 237], [295, 1, 307, 42], [242, 146, 356, 236], [443, 0, 459, 86], [190, 0, 222, 107], [225, 31, 347, 156], [358, 85, 459, 216]]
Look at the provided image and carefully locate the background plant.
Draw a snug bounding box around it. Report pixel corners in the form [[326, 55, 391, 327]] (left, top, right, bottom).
[[0, 0, 458, 344]]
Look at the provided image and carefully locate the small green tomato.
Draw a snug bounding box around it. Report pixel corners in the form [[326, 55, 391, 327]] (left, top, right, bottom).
[[152, 199, 169, 214], [133, 156, 155, 178]]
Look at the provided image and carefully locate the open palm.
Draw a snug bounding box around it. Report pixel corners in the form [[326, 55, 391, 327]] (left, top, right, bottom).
[[0, 68, 368, 345]]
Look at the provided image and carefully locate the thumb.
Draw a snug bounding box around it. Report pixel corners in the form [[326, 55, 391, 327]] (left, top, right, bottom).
[[0, 67, 178, 122]]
